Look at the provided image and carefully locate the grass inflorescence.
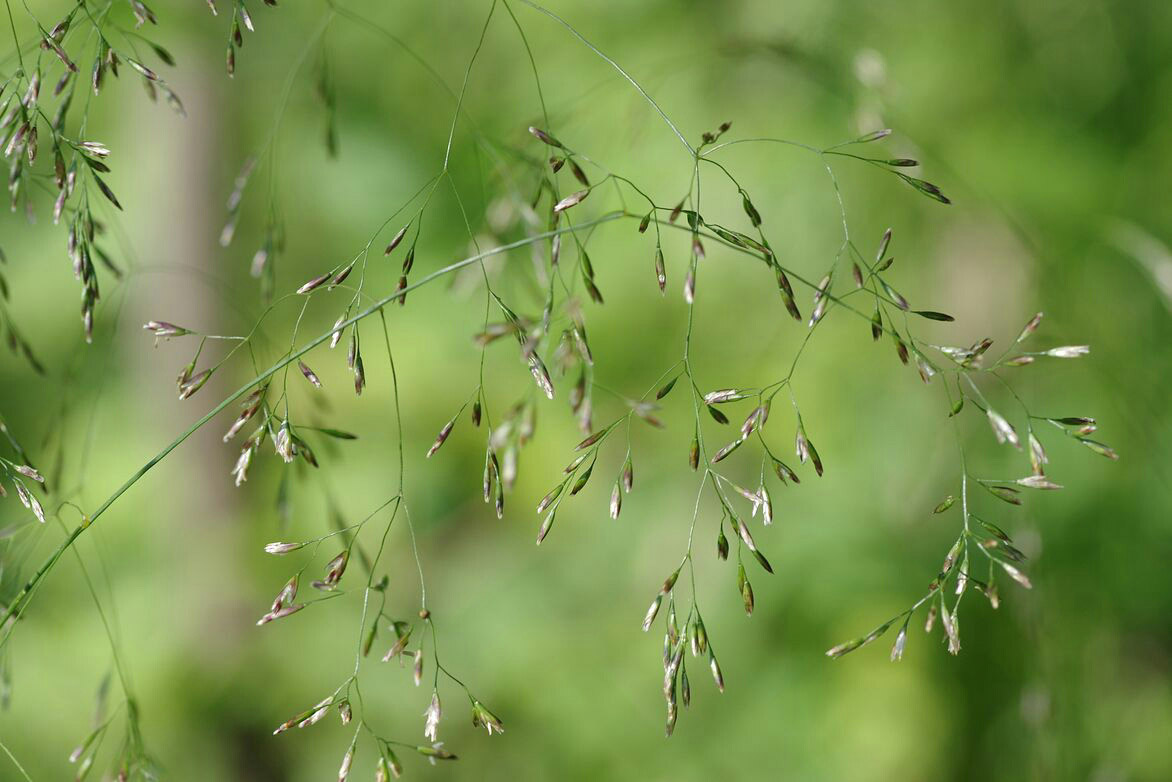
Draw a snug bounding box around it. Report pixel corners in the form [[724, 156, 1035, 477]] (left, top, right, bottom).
[[0, 0, 1117, 776]]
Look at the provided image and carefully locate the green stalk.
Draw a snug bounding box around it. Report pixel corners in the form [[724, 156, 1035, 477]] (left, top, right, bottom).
[[0, 212, 625, 633]]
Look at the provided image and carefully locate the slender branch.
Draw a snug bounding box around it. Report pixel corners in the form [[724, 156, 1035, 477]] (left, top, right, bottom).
[[0, 212, 625, 632]]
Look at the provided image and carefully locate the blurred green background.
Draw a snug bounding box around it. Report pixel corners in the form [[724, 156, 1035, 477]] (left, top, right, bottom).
[[2, 0, 1170, 779]]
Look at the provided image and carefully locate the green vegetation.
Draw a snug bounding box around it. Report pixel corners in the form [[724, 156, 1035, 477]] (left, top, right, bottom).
[[0, 1, 1169, 780]]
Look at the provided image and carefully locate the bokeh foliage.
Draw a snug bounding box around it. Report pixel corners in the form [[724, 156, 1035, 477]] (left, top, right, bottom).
[[1, 0, 1170, 779]]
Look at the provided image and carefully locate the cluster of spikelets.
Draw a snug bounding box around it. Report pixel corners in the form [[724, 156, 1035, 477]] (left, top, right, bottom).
[[0, 0, 1121, 775]]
